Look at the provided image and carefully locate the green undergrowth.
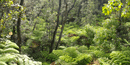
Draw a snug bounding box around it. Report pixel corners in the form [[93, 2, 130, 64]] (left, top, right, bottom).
[[52, 45, 107, 65], [52, 45, 130, 65], [0, 39, 42, 65]]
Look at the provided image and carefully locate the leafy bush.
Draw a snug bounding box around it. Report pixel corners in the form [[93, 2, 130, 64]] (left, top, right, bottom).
[[85, 24, 95, 39], [98, 57, 110, 65], [98, 51, 130, 65], [75, 54, 92, 65], [53, 50, 65, 57], [110, 51, 130, 65], [59, 55, 75, 63], [46, 53, 58, 62], [0, 39, 42, 65], [77, 45, 88, 53], [64, 47, 79, 58], [93, 50, 105, 58], [89, 46, 97, 50], [102, 15, 119, 29], [53, 46, 92, 65]]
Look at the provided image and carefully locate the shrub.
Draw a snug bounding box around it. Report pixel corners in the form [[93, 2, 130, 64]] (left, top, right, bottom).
[[98, 51, 130, 65], [110, 51, 130, 65], [75, 54, 92, 65], [77, 45, 88, 53], [53, 46, 92, 65]]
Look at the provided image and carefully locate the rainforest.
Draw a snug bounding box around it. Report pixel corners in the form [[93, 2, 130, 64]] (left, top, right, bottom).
[[0, 0, 130, 65]]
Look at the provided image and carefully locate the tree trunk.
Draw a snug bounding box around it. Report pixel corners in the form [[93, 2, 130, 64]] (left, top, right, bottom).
[[77, 0, 86, 25], [11, 20, 16, 42], [55, 0, 68, 50], [67, 0, 76, 16], [49, 0, 61, 53], [17, 0, 24, 53], [32, 22, 37, 31], [51, 0, 54, 13], [77, 0, 83, 17], [0, 10, 4, 38]]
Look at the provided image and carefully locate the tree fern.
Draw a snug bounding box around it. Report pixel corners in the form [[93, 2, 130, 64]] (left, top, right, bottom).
[[0, 39, 42, 65]]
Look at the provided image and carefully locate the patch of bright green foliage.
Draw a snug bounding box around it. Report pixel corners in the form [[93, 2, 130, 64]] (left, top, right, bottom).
[[53, 46, 93, 65], [98, 51, 130, 65], [0, 39, 42, 65]]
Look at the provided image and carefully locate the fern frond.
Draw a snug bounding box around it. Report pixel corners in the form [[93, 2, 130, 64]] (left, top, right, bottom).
[[5, 43, 19, 49], [0, 61, 7, 65], [0, 54, 16, 62], [0, 44, 5, 48], [3, 48, 19, 53]]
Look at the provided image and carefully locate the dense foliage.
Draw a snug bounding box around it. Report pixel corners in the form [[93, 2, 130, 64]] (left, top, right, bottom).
[[0, 0, 130, 65], [0, 39, 42, 65]]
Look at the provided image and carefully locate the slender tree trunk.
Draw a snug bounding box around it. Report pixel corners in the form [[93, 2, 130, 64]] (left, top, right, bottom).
[[32, 22, 37, 31], [17, 0, 24, 53], [11, 20, 16, 42], [49, 0, 61, 53], [67, 0, 76, 16], [51, 0, 54, 13], [77, 0, 86, 25], [77, 0, 83, 17], [77, 0, 87, 17], [0, 10, 4, 38], [55, 0, 68, 50]]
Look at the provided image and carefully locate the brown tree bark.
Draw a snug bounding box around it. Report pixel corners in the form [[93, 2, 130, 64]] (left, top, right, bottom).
[[49, 0, 61, 53], [17, 0, 24, 53], [55, 0, 68, 50]]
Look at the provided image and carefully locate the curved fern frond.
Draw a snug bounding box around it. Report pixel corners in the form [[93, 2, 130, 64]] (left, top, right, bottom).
[[0, 39, 42, 65]]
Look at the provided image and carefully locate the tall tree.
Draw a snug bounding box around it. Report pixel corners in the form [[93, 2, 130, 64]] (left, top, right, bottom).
[[49, 0, 61, 53], [55, 0, 68, 50], [17, 0, 24, 53]]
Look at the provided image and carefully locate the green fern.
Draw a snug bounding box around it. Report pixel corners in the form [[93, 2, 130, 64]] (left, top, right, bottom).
[[0, 61, 7, 65], [2, 48, 19, 53], [0, 53, 16, 62], [59, 55, 75, 62], [98, 57, 110, 65], [98, 51, 130, 65], [53, 46, 92, 65], [77, 45, 88, 53], [0, 39, 42, 65], [64, 47, 80, 58], [53, 50, 65, 57], [75, 54, 92, 65], [110, 51, 130, 65]]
